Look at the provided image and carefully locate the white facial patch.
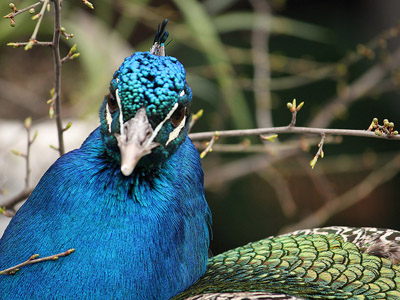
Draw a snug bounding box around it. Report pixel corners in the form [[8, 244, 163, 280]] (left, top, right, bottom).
[[166, 115, 186, 146], [105, 104, 113, 133], [115, 83, 124, 136], [179, 90, 185, 97], [144, 102, 179, 148]]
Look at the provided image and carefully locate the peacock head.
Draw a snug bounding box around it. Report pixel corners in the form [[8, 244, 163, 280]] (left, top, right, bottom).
[[99, 48, 192, 176]]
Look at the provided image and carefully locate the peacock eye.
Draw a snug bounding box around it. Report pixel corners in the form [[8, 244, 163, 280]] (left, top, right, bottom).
[[107, 92, 118, 113], [170, 106, 186, 127]]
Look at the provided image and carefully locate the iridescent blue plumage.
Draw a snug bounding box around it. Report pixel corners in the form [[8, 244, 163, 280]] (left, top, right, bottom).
[[0, 49, 210, 299]]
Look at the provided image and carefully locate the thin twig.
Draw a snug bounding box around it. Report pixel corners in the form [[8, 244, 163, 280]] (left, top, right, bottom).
[[190, 126, 400, 141], [189, 109, 204, 131], [52, 0, 65, 155], [204, 148, 298, 188], [3, 1, 44, 19], [193, 135, 340, 154], [249, 0, 273, 128], [309, 134, 326, 169], [0, 249, 75, 275], [200, 133, 219, 159], [0, 188, 34, 213], [258, 166, 297, 218], [24, 0, 49, 50], [7, 41, 52, 48], [297, 156, 337, 203], [308, 46, 400, 128], [280, 154, 400, 233]]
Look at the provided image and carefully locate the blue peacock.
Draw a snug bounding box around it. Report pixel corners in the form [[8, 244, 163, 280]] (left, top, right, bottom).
[[1, 19, 400, 300]]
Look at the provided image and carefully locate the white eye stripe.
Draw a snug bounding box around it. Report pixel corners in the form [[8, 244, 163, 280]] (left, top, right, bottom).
[[179, 90, 185, 97], [115, 79, 124, 136], [166, 115, 186, 146], [145, 102, 179, 148], [105, 104, 113, 133]]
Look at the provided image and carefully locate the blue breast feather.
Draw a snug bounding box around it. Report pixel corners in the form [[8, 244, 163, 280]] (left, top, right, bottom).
[[0, 127, 211, 300]]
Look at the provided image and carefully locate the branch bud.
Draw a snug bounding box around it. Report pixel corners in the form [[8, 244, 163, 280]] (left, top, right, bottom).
[[388, 122, 394, 128], [63, 122, 72, 132], [11, 149, 23, 157], [383, 119, 389, 126], [24, 117, 32, 129], [32, 130, 39, 142], [29, 254, 40, 260], [70, 44, 77, 53], [393, 131, 398, 135], [82, 0, 95, 9], [24, 40, 35, 51], [71, 53, 80, 59], [29, 8, 35, 14], [310, 156, 318, 169], [49, 105, 54, 119], [374, 129, 382, 136], [296, 101, 304, 111], [10, 18, 16, 27], [261, 134, 278, 142], [286, 102, 293, 110], [31, 13, 41, 21]]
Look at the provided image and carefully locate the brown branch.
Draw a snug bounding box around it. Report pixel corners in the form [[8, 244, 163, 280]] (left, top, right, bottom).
[[249, 0, 273, 128], [199, 133, 219, 159], [24, 0, 49, 51], [3, 1, 44, 19], [308, 46, 400, 128], [309, 134, 326, 169], [297, 156, 337, 203], [280, 154, 400, 233], [52, 0, 65, 155], [0, 188, 34, 211], [7, 41, 53, 48], [193, 135, 340, 154], [190, 126, 400, 141], [204, 148, 298, 188], [0, 249, 75, 275], [258, 166, 297, 218]]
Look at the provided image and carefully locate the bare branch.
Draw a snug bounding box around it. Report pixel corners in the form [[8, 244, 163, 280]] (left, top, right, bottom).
[[7, 41, 53, 48], [200, 133, 219, 159], [204, 148, 298, 188], [0, 187, 34, 216], [190, 126, 400, 141], [0, 249, 75, 275], [249, 0, 273, 128], [52, 0, 65, 155], [3, 1, 44, 19], [308, 46, 400, 128], [24, 0, 49, 51], [280, 154, 400, 233], [309, 134, 326, 169], [258, 166, 297, 218]]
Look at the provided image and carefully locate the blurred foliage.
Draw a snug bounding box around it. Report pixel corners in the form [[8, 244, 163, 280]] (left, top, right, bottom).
[[0, 0, 400, 254]]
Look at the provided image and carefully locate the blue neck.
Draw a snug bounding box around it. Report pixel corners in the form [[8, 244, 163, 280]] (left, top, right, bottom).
[[0, 127, 211, 300]]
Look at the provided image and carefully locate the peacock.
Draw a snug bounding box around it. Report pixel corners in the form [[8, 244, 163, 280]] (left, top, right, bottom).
[[1, 19, 400, 300]]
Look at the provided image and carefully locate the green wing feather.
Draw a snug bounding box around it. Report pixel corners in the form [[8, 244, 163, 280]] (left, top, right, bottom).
[[174, 230, 400, 300]]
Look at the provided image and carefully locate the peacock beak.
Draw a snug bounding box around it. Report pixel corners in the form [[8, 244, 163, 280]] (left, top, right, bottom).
[[115, 108, 159, 176]]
